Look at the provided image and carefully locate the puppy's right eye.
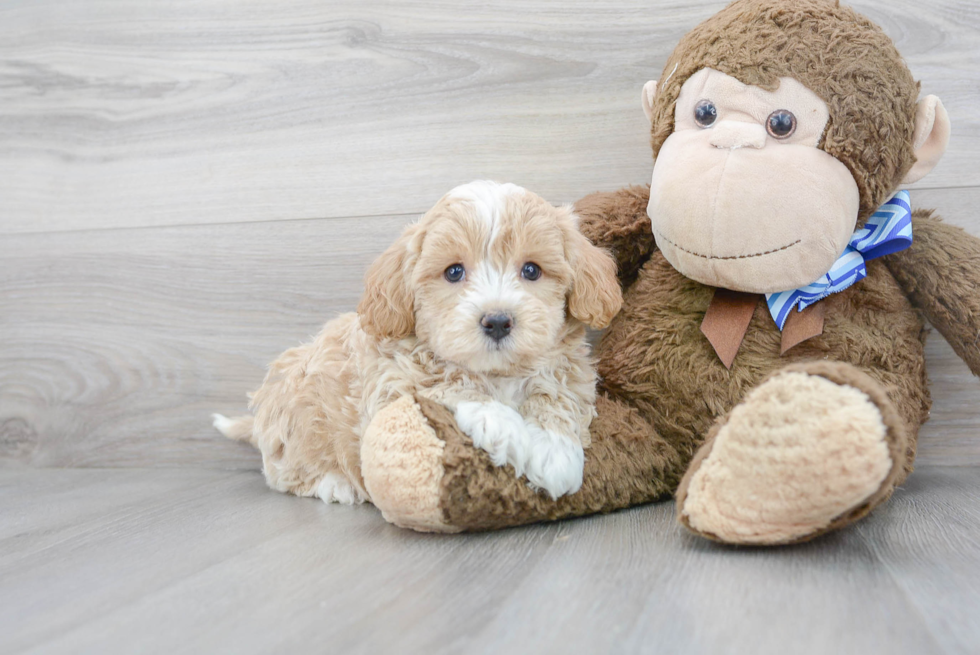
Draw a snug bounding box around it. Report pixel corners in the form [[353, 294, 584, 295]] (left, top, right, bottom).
[[444, 264, 465, 283]]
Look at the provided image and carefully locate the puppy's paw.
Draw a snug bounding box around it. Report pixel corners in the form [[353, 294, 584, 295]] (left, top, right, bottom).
[[455, 401, 530, 476], [525, 429, 584, 499], [316, 472, 365, 506]]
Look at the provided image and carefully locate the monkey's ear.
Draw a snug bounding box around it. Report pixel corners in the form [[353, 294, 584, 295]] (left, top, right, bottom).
[[641, 80, 658, 123], [357, 224, 420, 340], [902, 95, 950, 185]]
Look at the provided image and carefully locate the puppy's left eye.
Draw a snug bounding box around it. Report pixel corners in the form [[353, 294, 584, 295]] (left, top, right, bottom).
[[444, 264, 465, 283], [521, 262, 542, 281]]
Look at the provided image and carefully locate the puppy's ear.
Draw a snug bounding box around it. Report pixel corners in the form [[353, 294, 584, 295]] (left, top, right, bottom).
[[563, 211, 623, 329], [358, 223, 421, 339]]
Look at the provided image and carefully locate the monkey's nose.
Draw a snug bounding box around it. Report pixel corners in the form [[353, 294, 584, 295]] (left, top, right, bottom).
[[481, 313, 513, 341], [708, 120, 767, 150]]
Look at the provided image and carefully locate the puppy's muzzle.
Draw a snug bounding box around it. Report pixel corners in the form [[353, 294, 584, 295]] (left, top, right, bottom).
[[481, 313, 513, 342]]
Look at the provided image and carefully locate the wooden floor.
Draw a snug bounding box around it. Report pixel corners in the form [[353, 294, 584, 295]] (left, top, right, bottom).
[[3, 467, 980, 654], [2, 1, 980, 653]]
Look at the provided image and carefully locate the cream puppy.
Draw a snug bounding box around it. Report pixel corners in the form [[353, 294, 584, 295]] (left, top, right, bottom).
[[214, 181, 622, 503]]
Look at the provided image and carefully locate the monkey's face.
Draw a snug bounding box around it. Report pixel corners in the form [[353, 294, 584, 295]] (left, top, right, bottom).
[[647, 68, 860, 293]]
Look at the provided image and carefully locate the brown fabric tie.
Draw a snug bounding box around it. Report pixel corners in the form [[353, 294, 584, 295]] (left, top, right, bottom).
[[780, 301, 826, 354], [700, 289, 758, 369], [700, 288, 826, 368]]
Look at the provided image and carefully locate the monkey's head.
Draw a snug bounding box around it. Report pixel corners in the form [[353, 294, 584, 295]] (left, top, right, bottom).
[[644, 0, 950, 293]]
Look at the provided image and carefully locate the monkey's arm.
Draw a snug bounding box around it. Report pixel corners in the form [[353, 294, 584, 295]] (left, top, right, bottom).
[[574, 185, 655, 289], [885, 209, 980, 377]]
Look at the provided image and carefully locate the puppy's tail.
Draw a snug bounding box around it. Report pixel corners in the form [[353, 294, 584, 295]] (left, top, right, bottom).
[[212, 413, 257, 447]]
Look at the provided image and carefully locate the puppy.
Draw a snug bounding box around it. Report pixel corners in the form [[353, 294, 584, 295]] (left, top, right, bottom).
[[213, 180, 622, 503]]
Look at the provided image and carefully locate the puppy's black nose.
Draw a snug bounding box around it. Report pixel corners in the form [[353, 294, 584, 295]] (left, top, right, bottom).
[[481, 314, 513, 341]]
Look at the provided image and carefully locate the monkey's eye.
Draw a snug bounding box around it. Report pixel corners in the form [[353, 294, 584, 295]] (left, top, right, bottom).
[[766, 109, 797, 138], [444, 264, 465, 283], [694, 100, 718, 128], [521, 262, 542, 281]]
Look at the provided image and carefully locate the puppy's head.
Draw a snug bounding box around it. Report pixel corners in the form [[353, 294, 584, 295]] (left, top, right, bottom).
[[358, 180, 622, 373]]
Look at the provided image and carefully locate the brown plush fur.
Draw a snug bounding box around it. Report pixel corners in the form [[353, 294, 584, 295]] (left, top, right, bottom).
[[594, 203, 931, 481], [648, 0, 920, 224], [574, 185, 655, 289]]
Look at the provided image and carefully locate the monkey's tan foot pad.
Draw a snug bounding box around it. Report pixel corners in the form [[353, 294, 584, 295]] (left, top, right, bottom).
[[360, 395, 462, 533], [675, 362, 909, 545]]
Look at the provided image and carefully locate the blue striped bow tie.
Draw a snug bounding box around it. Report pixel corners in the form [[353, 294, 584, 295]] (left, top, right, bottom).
[[766, 190, 913, 330]]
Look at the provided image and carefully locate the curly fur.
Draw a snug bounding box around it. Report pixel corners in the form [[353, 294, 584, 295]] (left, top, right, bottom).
[[215, 181, 622, 503]]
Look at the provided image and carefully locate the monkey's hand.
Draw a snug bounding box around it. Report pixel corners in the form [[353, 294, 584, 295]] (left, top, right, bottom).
[[886, 209, 980, 377], [574, 185, 655, 290]]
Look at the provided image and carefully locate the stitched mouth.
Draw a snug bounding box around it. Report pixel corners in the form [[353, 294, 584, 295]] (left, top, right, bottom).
[[654, 229, 801, 260]]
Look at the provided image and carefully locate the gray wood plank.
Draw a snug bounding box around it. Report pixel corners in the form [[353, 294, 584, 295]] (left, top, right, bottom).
[[0, 214, 409, 469], [1, 0, 978, 234], [2, 188, 979, 469], [856, 468, 980, 655], [3, 467, 977, 654], [0, 469, 339, 654]]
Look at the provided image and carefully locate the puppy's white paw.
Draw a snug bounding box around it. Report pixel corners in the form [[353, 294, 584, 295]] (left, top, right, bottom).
[[316, 472, 365, 505], [525, 429, 585, 499], [455, 401, 530, 476]]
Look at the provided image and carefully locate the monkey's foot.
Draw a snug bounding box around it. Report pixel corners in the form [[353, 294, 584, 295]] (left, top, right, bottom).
[[676, 362, 909, 545]]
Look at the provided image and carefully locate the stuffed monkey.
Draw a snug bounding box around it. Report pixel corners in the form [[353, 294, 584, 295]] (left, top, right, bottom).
[[358, 0, 980, 544]]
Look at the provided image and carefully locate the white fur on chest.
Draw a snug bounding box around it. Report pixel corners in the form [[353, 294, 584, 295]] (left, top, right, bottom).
[[359, 334, 543, 419]]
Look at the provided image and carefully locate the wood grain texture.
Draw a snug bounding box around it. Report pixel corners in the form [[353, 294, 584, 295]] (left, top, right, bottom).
[[1, 466, 977, 654], [856, 467, 980, 655], [2, 188, 979, 469], [1, 0, 978, 234], [0, 214, 409, 469]]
